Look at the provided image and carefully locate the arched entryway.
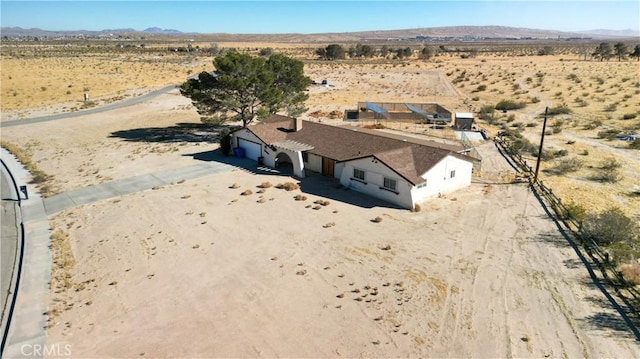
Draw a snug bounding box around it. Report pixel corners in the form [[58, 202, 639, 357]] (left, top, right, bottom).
[[275, 152, 294, 173]]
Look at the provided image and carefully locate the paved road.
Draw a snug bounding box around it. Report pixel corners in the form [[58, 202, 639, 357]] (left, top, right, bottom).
[[0, 84, 178, 128], [0, 163, 19, 328]]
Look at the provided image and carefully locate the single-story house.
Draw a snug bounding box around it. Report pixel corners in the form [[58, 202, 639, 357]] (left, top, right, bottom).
[[230, 115, 477, 209]]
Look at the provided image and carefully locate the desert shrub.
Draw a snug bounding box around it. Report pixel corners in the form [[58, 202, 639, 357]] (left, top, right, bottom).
[[583, 120, 602, 130], [495, 99, 526, 111], [618, 262, 640, 285], [543, 157, 583, 175], [590, 158, 623, 182], [601, 158, 622, 171], [566, 73, 580, 82], [552, 119, 564, 134], [371, 216, 383, 223], [604, 103, 617, 112], [474, 84, 487, 92], [240, 189, 253, 196], [552, 149, 568, 158], [597, 129, 621, 140], [546, 104, 572, 116], [512, 138, 538, 156], [276, 182, 299, 191], [478, 104, 497, 123], [530, 96, 540, 103], [581, 207, 639, 247], [471, 96, 480, 101], [413, 204, 421, 212], [622, 113, 637, 120], [506, 114, 516, 122], [294, 194, 307, 201], [258, 182, 273, 188], [562, 202, 587, 222], [630, 139, 640, 150], [229, 183, 240, 189]]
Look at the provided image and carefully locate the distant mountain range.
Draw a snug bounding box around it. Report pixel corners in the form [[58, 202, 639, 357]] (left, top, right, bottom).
[[0, 26, 185, 37], [1, 25, 638, 41]]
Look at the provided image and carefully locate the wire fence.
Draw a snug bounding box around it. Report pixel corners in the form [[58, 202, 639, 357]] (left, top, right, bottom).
[[494, 135, 640, 333]]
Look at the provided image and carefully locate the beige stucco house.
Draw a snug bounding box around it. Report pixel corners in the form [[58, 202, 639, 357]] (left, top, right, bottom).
[[230, 115, 476, 209]]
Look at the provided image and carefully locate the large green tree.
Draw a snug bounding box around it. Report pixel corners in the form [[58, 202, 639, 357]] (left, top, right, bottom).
[[180, 52, 311, 127], [613, 42, 628, 61], [631, 44, 640, 61], [316, 44, 346, 60], [593, 42, 612, 61]]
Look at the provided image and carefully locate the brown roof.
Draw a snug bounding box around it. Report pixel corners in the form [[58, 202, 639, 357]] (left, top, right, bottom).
[[246, 114, 294, 144], [245, 116, 475, 185]]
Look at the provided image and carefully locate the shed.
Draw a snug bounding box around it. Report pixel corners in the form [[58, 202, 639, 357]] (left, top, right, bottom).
[[455, 112, 474, 130]]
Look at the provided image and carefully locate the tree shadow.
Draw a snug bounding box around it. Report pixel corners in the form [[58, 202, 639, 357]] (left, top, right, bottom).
[[534, 230, 571, 249], [109, 122, 225, 143], [579, 312, 638, 339]]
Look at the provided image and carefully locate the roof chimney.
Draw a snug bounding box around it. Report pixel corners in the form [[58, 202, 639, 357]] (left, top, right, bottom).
[[294, 118, 303, 132]]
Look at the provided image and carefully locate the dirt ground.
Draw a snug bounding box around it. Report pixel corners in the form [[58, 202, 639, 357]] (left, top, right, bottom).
[[1, 43, 639, 357]]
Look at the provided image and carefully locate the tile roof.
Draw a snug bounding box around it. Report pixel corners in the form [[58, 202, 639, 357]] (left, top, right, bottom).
[[245, 116, 475, 185]]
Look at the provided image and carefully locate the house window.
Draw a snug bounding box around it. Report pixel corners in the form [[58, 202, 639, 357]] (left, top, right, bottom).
[[383, 177, 397, 191], [353, 168, 365, 181], [417, 181, 427, 189], [450, 170, 456, 178]]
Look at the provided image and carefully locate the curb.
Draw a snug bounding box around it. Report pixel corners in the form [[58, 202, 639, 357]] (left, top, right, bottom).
[[0, 148, 51, 359]]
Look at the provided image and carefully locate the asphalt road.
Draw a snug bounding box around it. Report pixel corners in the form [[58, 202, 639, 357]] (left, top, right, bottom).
[[0, 84, 178, 128], [0, 163, 19, 328]]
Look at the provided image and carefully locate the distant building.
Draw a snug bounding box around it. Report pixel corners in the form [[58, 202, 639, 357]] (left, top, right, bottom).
[[454, 112, 474, 130]]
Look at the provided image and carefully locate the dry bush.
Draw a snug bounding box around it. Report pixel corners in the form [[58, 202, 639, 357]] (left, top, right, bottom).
[[371, 216, 383, 223], [323, 222, 336, 228], [314, 199, 330, 206], [619, 262, 640, 286], [258, 181, 273, 188], [229, 183, 240, 189], [1, 140, 57, 197], [543, 157, 584, 175], [294, 194, 307, 201], [240, 189, 253, 196], [362, 123, 386, 129], [413, 204, 422, 212], [276, 182, 299, 191]]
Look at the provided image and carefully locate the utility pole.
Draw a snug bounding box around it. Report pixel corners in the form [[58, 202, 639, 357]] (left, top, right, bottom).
[[534, 106, 549, 181]]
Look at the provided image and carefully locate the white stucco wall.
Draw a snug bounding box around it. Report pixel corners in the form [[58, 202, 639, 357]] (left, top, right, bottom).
[[334, 162, 345, 179], [231, 129, 264, 160], [411, 155, 473, 205], [339, 157, 413, 209], [305, 153, 323, 173]]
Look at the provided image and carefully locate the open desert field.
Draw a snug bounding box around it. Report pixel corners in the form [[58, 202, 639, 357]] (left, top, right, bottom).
[[1, 40, 639, 357]]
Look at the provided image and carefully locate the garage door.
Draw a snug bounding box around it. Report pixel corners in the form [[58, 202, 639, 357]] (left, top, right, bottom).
[[238, 138, 261, 160]]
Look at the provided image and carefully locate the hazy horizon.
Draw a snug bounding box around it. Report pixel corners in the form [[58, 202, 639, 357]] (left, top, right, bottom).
[[1, 1, 639, 35]]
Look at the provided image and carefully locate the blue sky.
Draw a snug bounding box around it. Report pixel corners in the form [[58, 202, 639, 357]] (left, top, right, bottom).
[[1, 1, 639, 34]]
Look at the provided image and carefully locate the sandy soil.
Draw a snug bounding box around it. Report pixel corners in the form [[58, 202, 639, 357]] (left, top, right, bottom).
[[1, 46, 638, 357], [43, 143, 638, 358]]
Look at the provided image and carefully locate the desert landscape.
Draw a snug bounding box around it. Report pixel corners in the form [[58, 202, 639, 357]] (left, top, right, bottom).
[[1, 33, 639, 357]]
